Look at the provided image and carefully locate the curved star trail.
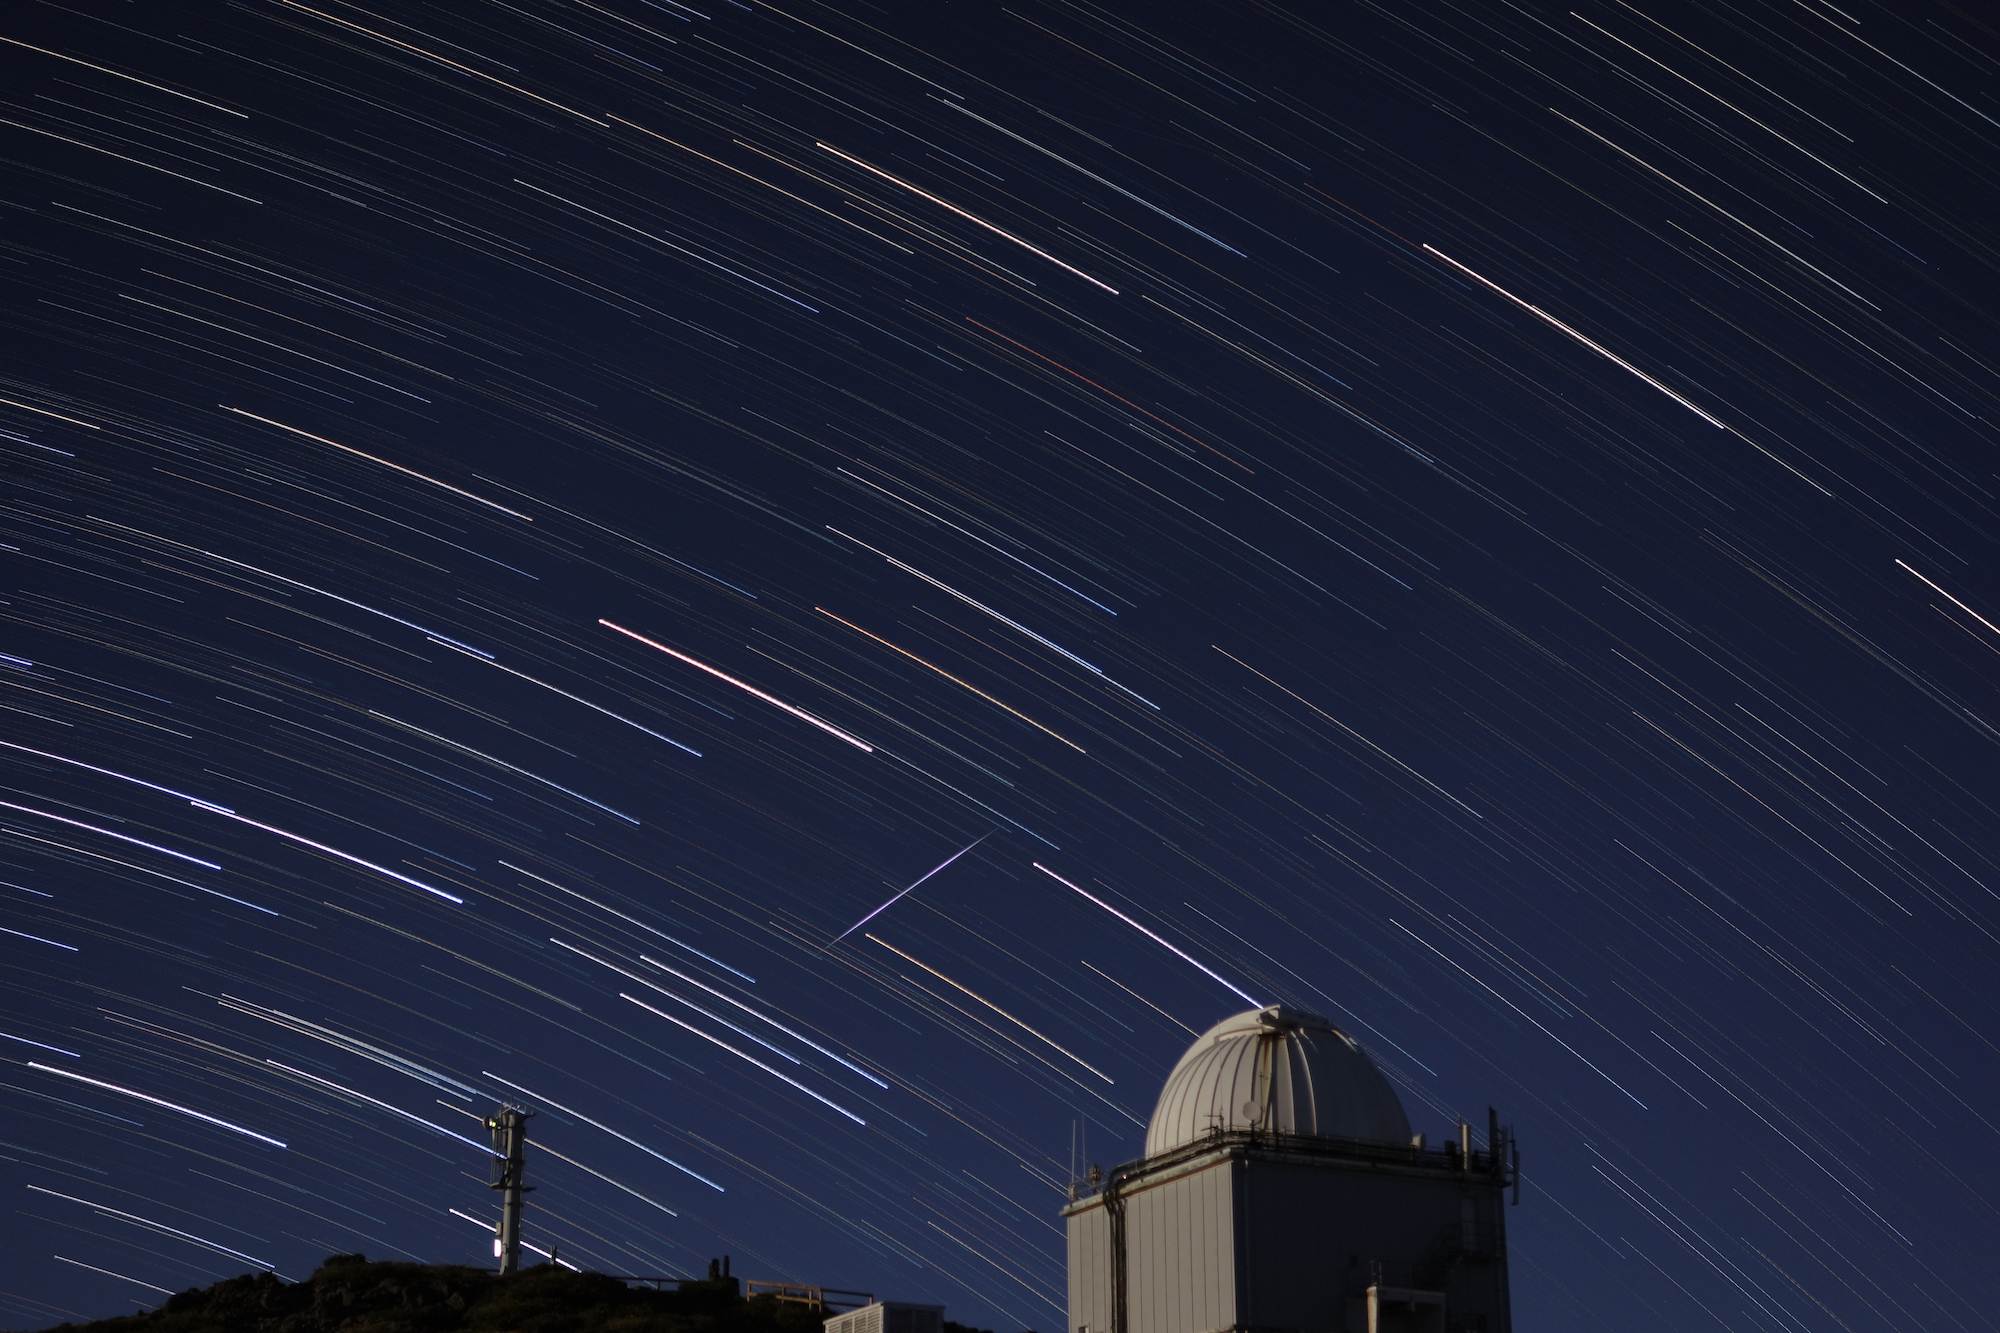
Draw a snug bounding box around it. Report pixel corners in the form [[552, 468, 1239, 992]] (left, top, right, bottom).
[[1, 1, 1997, 1329]]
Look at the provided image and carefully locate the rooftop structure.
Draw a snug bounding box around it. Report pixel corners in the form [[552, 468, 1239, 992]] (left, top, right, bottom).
[[824, 1300, 946, 1333]]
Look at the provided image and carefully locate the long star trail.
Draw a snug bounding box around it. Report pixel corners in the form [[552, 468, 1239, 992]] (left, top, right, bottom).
[[0, 1, 1995, 1328]]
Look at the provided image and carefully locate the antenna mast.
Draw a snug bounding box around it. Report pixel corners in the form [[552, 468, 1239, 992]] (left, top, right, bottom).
[[487, 1105, 535, 1275]]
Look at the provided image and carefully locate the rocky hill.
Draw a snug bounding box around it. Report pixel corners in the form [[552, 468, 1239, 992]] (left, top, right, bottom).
[[17, 1255, 994, 1333]]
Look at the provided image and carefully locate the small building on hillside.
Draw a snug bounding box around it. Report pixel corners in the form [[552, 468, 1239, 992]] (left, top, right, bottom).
[[826, 1299, 947, 1333], [1063, 1005, 1517, 1333]]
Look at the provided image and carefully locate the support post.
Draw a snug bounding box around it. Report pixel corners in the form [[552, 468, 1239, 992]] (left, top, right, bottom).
[[487, 1106, 535, 1275]]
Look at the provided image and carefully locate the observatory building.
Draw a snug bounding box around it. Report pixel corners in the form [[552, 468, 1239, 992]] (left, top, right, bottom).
[[1063, 1006, 1516, 1333]]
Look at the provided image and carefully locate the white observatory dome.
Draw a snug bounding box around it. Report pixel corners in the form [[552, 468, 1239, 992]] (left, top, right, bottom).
[[1143, 1005, 1411, 1157]]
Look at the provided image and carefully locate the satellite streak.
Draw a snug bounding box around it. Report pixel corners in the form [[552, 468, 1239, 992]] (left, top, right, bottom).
[[29, 1186, 275, 1269], [1033, 864, 1259, 1007], [620, 994, 867, 1125], [190, 801, 462, 903], [815, 142, 1120, 294], [600, 620, 874, 751], [1422, 245, 1726, 428], [836, 832, 991, 942], [636, 955, 889, 1086], [866, 934, 1113, 1082], [502, 860, 754, 980], [265, 1062, 489, 1151], [28, 1064, 287, 1148], [481, 1072, 726, 1191], [815, 609, 1087, 751]]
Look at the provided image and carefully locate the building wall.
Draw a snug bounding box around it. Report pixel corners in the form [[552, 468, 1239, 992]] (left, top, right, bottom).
[[1067, 1146, 1510, 1333], [1068, 1194, 1111, 1333], [1123, 1158, 1237, 1333], [826, 1304, 882, 1333], [1067, 1155, 1237, 1333], [1236, 1157, 1506, 1331]]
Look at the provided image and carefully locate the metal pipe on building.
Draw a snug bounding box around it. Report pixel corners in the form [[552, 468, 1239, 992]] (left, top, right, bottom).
[[1103, 1167, 1128, 1333]]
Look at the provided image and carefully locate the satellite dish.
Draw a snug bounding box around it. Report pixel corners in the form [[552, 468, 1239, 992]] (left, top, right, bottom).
[[1241, 1100, 1263, 1122]]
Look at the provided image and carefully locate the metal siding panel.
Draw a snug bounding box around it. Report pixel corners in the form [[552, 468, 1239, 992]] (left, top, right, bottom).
[[1199, 1160, 1224, 1332], [1066, 1213, 1077, 1332], [1144, 1184, 1160, 1328], [1176, 1168, 1192, 1320], [1136, 1187, 1151, 1333], [1119, 1159, 1254, 1333], [1185, 1172, 1202, 1333], [1210, 1168, 1225, 1330], [1224, 1152, 1240, 1328], [1168, 1168, 1184, 1328], [1185, 1168, 1203, 1333], [1065, 1211, 1078, 1333], [1139, 1188, 1153, 1333], [1068, 1202, 1111, 1333], [1177, 1172, 1195, 1333], [1098, 1204, 1112, 1333]]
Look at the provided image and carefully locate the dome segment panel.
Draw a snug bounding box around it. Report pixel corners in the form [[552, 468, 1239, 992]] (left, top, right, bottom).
[[1143, 1005, 1410, 1157]]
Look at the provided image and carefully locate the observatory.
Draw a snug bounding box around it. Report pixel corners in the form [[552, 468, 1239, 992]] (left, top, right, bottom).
[[1063, 1006, 1515, 1333]]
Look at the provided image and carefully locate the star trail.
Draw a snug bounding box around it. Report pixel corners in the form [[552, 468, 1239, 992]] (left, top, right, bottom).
[[1, 0, 1997, 1328]]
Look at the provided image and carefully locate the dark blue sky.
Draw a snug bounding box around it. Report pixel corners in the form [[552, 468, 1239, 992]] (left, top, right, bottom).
[[2, 0, 1997, 1327]]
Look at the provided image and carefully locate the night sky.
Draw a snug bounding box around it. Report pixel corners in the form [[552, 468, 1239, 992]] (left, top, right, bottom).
[[1, 0, 1997, 1327]]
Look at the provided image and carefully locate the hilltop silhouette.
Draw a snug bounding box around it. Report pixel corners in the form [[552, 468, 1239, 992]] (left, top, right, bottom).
[[16, 1255, 1001, 1333]]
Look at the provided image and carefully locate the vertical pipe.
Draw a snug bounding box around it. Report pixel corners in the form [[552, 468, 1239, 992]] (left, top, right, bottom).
[[1104, 1171, 1127, 1333]]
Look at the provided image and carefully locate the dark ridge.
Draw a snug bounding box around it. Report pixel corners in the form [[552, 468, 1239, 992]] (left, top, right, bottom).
[[13, 1256, 1004, 1333]]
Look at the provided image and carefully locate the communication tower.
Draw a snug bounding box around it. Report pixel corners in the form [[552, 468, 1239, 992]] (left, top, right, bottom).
[[486, 1105, 535, 1275]]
